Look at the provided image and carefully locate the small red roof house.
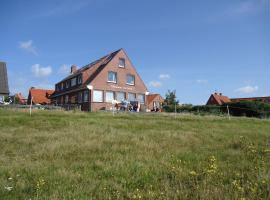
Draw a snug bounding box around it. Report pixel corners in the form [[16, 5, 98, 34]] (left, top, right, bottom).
[[206, 93, 231, 106], [15, 93, 27, 104], [146, 94, 164, 111], [27, 87, 54, 105]]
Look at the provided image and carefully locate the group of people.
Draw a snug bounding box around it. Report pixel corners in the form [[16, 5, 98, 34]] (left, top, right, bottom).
[[113, 100, 141, 112]]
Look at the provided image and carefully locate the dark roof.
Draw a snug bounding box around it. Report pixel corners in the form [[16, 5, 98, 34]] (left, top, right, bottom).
[[0, 62, 9, 95], [57, 49, 122, 84], [231, 96, 270, 103], [51, 49, 122, 98]]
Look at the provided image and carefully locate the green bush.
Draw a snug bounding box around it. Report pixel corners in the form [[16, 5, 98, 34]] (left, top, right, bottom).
[[163, 101, 270, 118], [225, 101, 270, 118]]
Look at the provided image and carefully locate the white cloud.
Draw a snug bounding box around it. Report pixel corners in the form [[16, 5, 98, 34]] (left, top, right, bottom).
[[32, 64, 52, 78], [149, 81, 162, 88], [37, 0, 91, 17], [35, 83, 54, 90], [229, 0, 270, 15], [159, 74, 170, 80], [196, 79, 208, 84], [235, 85, 259, 94], [19, 40, 38, 55], [58, 64, 70, 75]]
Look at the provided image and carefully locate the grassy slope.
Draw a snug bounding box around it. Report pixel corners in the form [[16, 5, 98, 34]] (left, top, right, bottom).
[[0, 109, 269, 199]]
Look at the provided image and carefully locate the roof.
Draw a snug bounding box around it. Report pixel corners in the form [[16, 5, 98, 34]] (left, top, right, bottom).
[[231, 96, 270, 103], [51, 49, 122, 98], [15, 93, 26, 104], [29, 88, 54, 104], [0, 62, 9, 94], [57, 49, 122, 84], [146, 94, 164, 104], [208, 93, 231, 105]]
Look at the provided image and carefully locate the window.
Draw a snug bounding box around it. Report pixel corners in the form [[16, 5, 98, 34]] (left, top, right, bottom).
[[84, 90, 89, 102], [57, 97, 61, 104], [61, 83, 64, 90], [65, 81, 70, 89], [78, 75, 82, 84], [108, 71, 117, 83], [138, 94, 145, 104], [78, 92, 83, 103], [93, 90, 103, 102], [116, 92, 125, 102], [71, 77, 77, 87], [105, 91, 114, 102], [128, 93, 136, 101], [119, 58, 125, 68], [65, 95, 69, 103], [126, 74, 135, 85]]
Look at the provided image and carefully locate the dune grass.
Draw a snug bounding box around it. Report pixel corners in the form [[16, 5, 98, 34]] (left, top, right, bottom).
[[0, 109, 269, 199]]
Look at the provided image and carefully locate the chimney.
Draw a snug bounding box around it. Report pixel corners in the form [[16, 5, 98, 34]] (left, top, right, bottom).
[[70, 65, 77, 74], [219, 93, 222, 96]]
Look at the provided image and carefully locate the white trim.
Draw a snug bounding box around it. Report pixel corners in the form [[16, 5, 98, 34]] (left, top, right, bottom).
[[93, 90, 103, 102], [107, 80, 117, 84]]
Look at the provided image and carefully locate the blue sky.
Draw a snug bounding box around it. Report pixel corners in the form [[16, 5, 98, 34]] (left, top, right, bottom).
[[0, 0, 269, 105]]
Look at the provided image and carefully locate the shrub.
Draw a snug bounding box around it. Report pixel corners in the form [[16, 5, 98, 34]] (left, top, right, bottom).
[[225, 101, 270, 118]]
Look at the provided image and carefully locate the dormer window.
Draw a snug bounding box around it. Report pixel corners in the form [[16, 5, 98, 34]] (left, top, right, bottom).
[[118, 58, 125, 68], [66, 81, 70, 89], [78, 75, 82, 84], [71, 77, 77, 87]]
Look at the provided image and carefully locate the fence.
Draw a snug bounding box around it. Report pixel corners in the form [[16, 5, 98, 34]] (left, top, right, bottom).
[[0, 104, 63, 111]]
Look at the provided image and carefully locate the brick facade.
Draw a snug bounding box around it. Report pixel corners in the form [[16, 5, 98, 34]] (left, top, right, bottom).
[[51, 49, 148, 111]]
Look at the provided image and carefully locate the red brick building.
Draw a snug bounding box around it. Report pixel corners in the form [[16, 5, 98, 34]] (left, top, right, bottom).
[[206, 93, 231, 105], [27, 87, 54, 105], [231, 96, 270, 104], [206, 93, 270, 105], [146, 94, 164, 112], [15, 93, 27, 104], [51, 49, 149, 111]]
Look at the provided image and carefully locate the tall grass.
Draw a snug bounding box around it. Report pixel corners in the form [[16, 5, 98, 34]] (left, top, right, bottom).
[[0, 109, 269, 199]]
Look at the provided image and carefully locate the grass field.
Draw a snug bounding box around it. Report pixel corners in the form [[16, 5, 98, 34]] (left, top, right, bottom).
[[0, 109, 269, 199]]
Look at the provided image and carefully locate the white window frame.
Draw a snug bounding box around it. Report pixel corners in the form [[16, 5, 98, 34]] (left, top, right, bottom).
[[128, 93, 136, 101], [116, 92, 125, 102], [107, 71, 117, 83], [65, 95, 69, 103], [71, 77, 77, 87], [105, 91, 114, 102], [65, 81, 70, 89], [93, 90, 103, 102], [126, 74, 135, 85], [118, 58, 125, 68], [78, 92, 83, 103], [138, 94, 145, 104], [78, 75, 82, 84], [83, 90, 89, 102]]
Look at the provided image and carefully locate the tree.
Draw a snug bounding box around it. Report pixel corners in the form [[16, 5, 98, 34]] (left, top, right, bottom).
[[4, 96, 10, 102], [163, 90, 179, 112], [164, 90, 179, 106]]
